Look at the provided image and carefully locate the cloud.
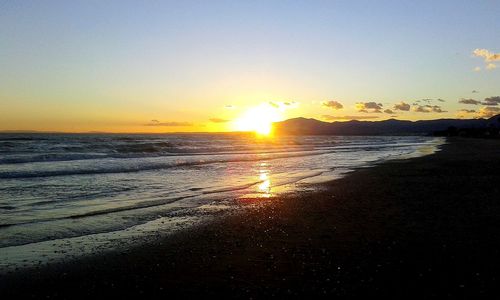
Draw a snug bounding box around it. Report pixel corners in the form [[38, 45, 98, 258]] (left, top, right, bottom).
[[478, 106, 500, 118], [281, 101, 299, 108], [459, 109, 477, 113], [486, 63, 497, 70], [473, 48, 500, 62], [384, 109, 394, 114], [393, 102, 411, 111], [474, 66, 481, 72], [268, 101, 279, 108], [472, 90, 479, 93], [413, 105, 447, 113], [209, 118, 230, 123], [482, 96, 500, 106], [144, 121, 193, 127], [456, 109, 477, 119], [415, 98, 445, 105], [322, 115, 379, 121], [459, 98, 482, 105], [473, 49, 499, 72], [224, 105, 235, 109], [268, 101, 299, 109], [322, 100, 343, 110], [355, 102, 383, 113]]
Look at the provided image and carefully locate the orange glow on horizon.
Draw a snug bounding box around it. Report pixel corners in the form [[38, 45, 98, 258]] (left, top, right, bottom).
[[232, 103, 283, 135]]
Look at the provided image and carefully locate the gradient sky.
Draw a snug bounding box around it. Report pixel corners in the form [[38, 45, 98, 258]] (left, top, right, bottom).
[[1, 0, 499, 132]]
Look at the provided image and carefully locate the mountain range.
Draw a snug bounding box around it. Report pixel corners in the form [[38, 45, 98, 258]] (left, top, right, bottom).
[[273, 115, 500, 136]]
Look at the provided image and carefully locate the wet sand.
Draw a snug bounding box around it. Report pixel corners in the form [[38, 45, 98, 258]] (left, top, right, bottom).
[[2, 137, 500, 298]]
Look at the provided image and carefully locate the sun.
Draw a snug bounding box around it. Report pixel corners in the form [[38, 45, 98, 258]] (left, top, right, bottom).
[[233, 103, 282, 135]]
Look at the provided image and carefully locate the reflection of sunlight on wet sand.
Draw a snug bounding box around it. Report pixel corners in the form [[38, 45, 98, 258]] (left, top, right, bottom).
[[258, 172, 271, 198], [238, 162, 273, 202]]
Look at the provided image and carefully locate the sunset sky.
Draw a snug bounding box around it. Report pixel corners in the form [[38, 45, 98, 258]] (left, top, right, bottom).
[[1, 0, 499, 132]]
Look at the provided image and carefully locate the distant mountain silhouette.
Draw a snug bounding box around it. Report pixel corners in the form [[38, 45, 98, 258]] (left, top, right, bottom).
[[273, 115, 500, 136]]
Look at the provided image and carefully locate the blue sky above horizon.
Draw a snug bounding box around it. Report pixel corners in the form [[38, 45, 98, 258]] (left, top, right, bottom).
[[1, 0, 499, 132]]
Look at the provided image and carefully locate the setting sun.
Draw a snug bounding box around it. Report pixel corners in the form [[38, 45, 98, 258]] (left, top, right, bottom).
[[233, 103, 283, 135]]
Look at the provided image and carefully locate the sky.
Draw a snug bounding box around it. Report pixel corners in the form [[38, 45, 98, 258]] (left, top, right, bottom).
[[1, 0, 499, 132]]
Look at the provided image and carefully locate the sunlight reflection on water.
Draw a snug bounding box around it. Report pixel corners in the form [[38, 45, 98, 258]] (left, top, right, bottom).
[[258, 169, 272, 198]]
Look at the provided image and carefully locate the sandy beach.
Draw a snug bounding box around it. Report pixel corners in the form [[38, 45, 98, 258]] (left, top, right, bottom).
[[2, 137, 500, 298]]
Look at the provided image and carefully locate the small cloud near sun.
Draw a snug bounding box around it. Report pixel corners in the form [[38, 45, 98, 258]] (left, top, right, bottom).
[[144, 120, 193, 126], [393, 102, 411, 111], [209, 118, 230, 123], [412, 105, 447, 113], [478, 106, 500, 118], [322, 100, 343, 110], [456, 109, 477, 119], [268, 101, 299, 110], [356, 102, 383, 113], [268, 101, 280, 108]]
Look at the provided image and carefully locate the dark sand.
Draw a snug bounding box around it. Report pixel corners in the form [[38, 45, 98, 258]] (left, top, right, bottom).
[[2, 137, 500, 298]]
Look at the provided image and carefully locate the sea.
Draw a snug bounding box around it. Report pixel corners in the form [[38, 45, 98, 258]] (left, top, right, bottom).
[[0, 133, 444, 271]]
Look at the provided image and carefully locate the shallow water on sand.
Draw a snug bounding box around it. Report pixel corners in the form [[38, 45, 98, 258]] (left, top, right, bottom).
[[0, 133, 444, 270]]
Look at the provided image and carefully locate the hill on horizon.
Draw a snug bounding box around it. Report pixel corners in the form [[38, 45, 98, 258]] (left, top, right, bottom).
[[273, 115, 500, 136]]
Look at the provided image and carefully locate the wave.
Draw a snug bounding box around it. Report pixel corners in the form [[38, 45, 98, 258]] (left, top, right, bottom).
[[0, 170, 327, 228], [0, 145, 329, 165], [0, 141, 427, 179], [0, 149, 334, 179]]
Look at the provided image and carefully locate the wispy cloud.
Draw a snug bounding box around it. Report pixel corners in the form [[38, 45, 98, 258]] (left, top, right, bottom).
[[224, 105, 235, 109], [268, 101, 299, 109], [472, 90, 479, 93], [268, 101, 279, 108], [486, 63, 497, 70], [393, 102, 411, 111], [478, 106, 500, 118], [144, 120, 193, 126], [209, 118, 230, 123], [355, 102, 383, 113], [459, 98, 481, 105], [459, 96, 500, 106], [322, 115, 379, 121], [456, 109, 477, 119], [322, 100, 343, 110], [413, 105, 447, 113], [483, 96, 500, 106]]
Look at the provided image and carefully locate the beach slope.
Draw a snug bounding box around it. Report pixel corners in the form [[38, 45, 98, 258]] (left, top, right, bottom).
[[2, 137, 500, 298]]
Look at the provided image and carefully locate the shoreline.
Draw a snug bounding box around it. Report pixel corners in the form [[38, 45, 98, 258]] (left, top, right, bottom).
[[2, 137, 500, 297]]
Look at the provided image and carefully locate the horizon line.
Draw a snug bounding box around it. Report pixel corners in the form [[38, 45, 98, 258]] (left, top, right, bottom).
[[0, 115, 494, 134]]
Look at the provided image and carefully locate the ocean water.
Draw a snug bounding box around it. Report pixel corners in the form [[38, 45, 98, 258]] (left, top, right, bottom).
[[0, 133, 444, 269]]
